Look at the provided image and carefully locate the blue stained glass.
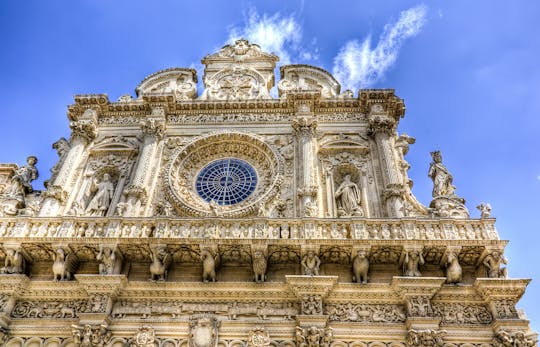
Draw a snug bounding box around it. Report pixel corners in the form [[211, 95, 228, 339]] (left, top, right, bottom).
[[195, 158, 257, 205]]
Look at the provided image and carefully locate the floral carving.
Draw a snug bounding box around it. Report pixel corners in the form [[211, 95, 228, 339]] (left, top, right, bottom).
[[326, 303, 406, 322]]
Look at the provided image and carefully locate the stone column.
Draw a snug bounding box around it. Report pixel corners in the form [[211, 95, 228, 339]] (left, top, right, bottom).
[[122, 108, 165, 217], [292, 113, 318, 218], [368, 111, 405, 218], [40, 109, 98, 216]]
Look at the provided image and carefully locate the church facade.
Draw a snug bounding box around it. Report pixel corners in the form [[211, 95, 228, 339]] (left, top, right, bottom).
[[0, 40, 535, 347]]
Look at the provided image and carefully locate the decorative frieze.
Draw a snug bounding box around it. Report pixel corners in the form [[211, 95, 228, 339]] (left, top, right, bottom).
[[325, 303, 406, 323]]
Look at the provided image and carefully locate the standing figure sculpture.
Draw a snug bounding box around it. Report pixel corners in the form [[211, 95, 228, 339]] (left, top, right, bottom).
[[12, 156, 39, 194], [334, 174, 363, 217], [301, 251, 321, 276], [85, 173, 115, 216], [428, 151, 455, 197], [483, 251, 508, 278]]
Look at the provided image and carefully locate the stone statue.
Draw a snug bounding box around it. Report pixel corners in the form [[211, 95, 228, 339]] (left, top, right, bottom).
[[477, 202, 492, 219], [252, 250, 267, 283], [445, 251, 462, 284], [201, 249, 220, 282], [1, 247, 25, 274], [11, 156, 39, 195], [149, 245, 171, 281], [403, 250, 424, 277], [52, 248, 79, 281], [96, 245, 121, 275], [483, 251, 508, 278], [85, 173, 115, 216], [334, 174, 363, 217], [352, 250, 369, 284], [428, 151, 455, 197], [301, 251, 321, 276]]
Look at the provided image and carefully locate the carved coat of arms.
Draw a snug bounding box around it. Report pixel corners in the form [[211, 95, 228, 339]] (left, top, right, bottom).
[[189, 315, 220, 347]]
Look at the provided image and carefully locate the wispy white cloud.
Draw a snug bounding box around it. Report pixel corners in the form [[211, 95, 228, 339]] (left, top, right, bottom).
[[332, 5, 428, 91], [228, 9, 317, 64]]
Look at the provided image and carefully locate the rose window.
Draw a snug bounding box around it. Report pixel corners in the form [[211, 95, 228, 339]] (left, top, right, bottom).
[[196, 158, 257, 205]]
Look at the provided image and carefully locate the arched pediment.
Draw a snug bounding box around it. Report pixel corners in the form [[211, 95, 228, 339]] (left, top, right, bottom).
[[90, 135, 140, 153], [136, 68, 198, 100], [278, 64, 341, 98]]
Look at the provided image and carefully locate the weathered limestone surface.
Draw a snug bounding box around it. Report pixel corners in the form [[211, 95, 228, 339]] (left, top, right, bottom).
[[0, 40, 535, 347]]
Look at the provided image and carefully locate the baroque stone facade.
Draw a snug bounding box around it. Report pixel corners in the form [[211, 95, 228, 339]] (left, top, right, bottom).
[[0, 39, 535, 347]]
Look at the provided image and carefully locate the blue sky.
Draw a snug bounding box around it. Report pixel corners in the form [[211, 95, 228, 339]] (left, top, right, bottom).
[[1, 0, 539, 331]]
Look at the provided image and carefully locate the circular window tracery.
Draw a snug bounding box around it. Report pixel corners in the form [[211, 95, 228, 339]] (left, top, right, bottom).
[[196, 158, 257, 205]]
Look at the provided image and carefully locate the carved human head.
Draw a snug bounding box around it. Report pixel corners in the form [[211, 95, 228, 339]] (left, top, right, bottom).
[[102, 173, 111, 181], [430, 151, 442, 163], [27, 156, 38, 165]]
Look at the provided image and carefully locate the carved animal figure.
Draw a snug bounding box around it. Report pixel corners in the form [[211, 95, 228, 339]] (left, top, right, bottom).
[[445, 252, 462, 284], [52, 248, 79, 281], [149, 246, 171, 281], [352, 250, 369, 284], [252, 250, 267, 283], [201, 249, 219, 282], [1, 248, 25, 274]]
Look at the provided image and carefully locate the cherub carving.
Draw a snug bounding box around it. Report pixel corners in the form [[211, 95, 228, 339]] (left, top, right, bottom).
[[52, 247, 79, 281]]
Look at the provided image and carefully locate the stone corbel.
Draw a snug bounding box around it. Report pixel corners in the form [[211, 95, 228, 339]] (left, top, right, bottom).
[[75, 274, 128, 325], [391, 276, 445, 330], [474, 278, 531, 331], [1, 242, 28, 275], [0, 274, 29, 328], [286, 274, 337, 328]]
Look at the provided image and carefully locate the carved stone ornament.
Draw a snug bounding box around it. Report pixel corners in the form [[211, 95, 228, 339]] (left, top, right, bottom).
[[493, 330, 538, 347], [247, 326, 270, 347], [1, 244, 25, 274], [130, 325, 157, 347], [326, 303, 406, 322], [72, 323, 112, 347], [164, 131, 284, 218], [406, 329, 446, 347], [136, 67, 198, 100], [301, 294, 323, 315], [277, 65, 340, 98], [189, 315, 220, 347], [295, 326, 333, 347]]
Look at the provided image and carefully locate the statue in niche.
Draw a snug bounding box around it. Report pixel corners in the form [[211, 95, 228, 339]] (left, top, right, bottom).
[[1, 247, 25, 274], [85, 173, 115, 216], [428, 151, 456, 197], [301, 251, 321, 276], [483, 251, 508, 278], [334, 174, 363, 217], [403, 250, 424, 277]]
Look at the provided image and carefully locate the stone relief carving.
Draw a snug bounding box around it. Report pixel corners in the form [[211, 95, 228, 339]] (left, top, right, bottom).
[[295, 326, 333, 347], [247, 326, 270, 347], [493, 300, 519, 319], [1, 245, 25, 274], [493, 330, 537, 347], [130, 325, 157, 347], [325, 303, 406, 322], [52, 247, 79, 281], [432, 303, 492, 324], [301, 295, 323, 315], [301, 251, 321, 276], [406, 329, 446, 347], [351, 250, 369, 284], [482, 250, 508, 278], [278, 65, 340, 99], [189, 315, 220, 347], [149, 245, 172, 281], [136, 68, 197, 100], [72, 323, 112, 347], [406, 296, 433, 317], [428, 151, 469, 219], [12, 300, 85, 318]]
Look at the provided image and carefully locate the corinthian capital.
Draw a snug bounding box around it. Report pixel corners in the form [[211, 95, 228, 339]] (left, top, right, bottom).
[[292, 116, 317, 137]]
